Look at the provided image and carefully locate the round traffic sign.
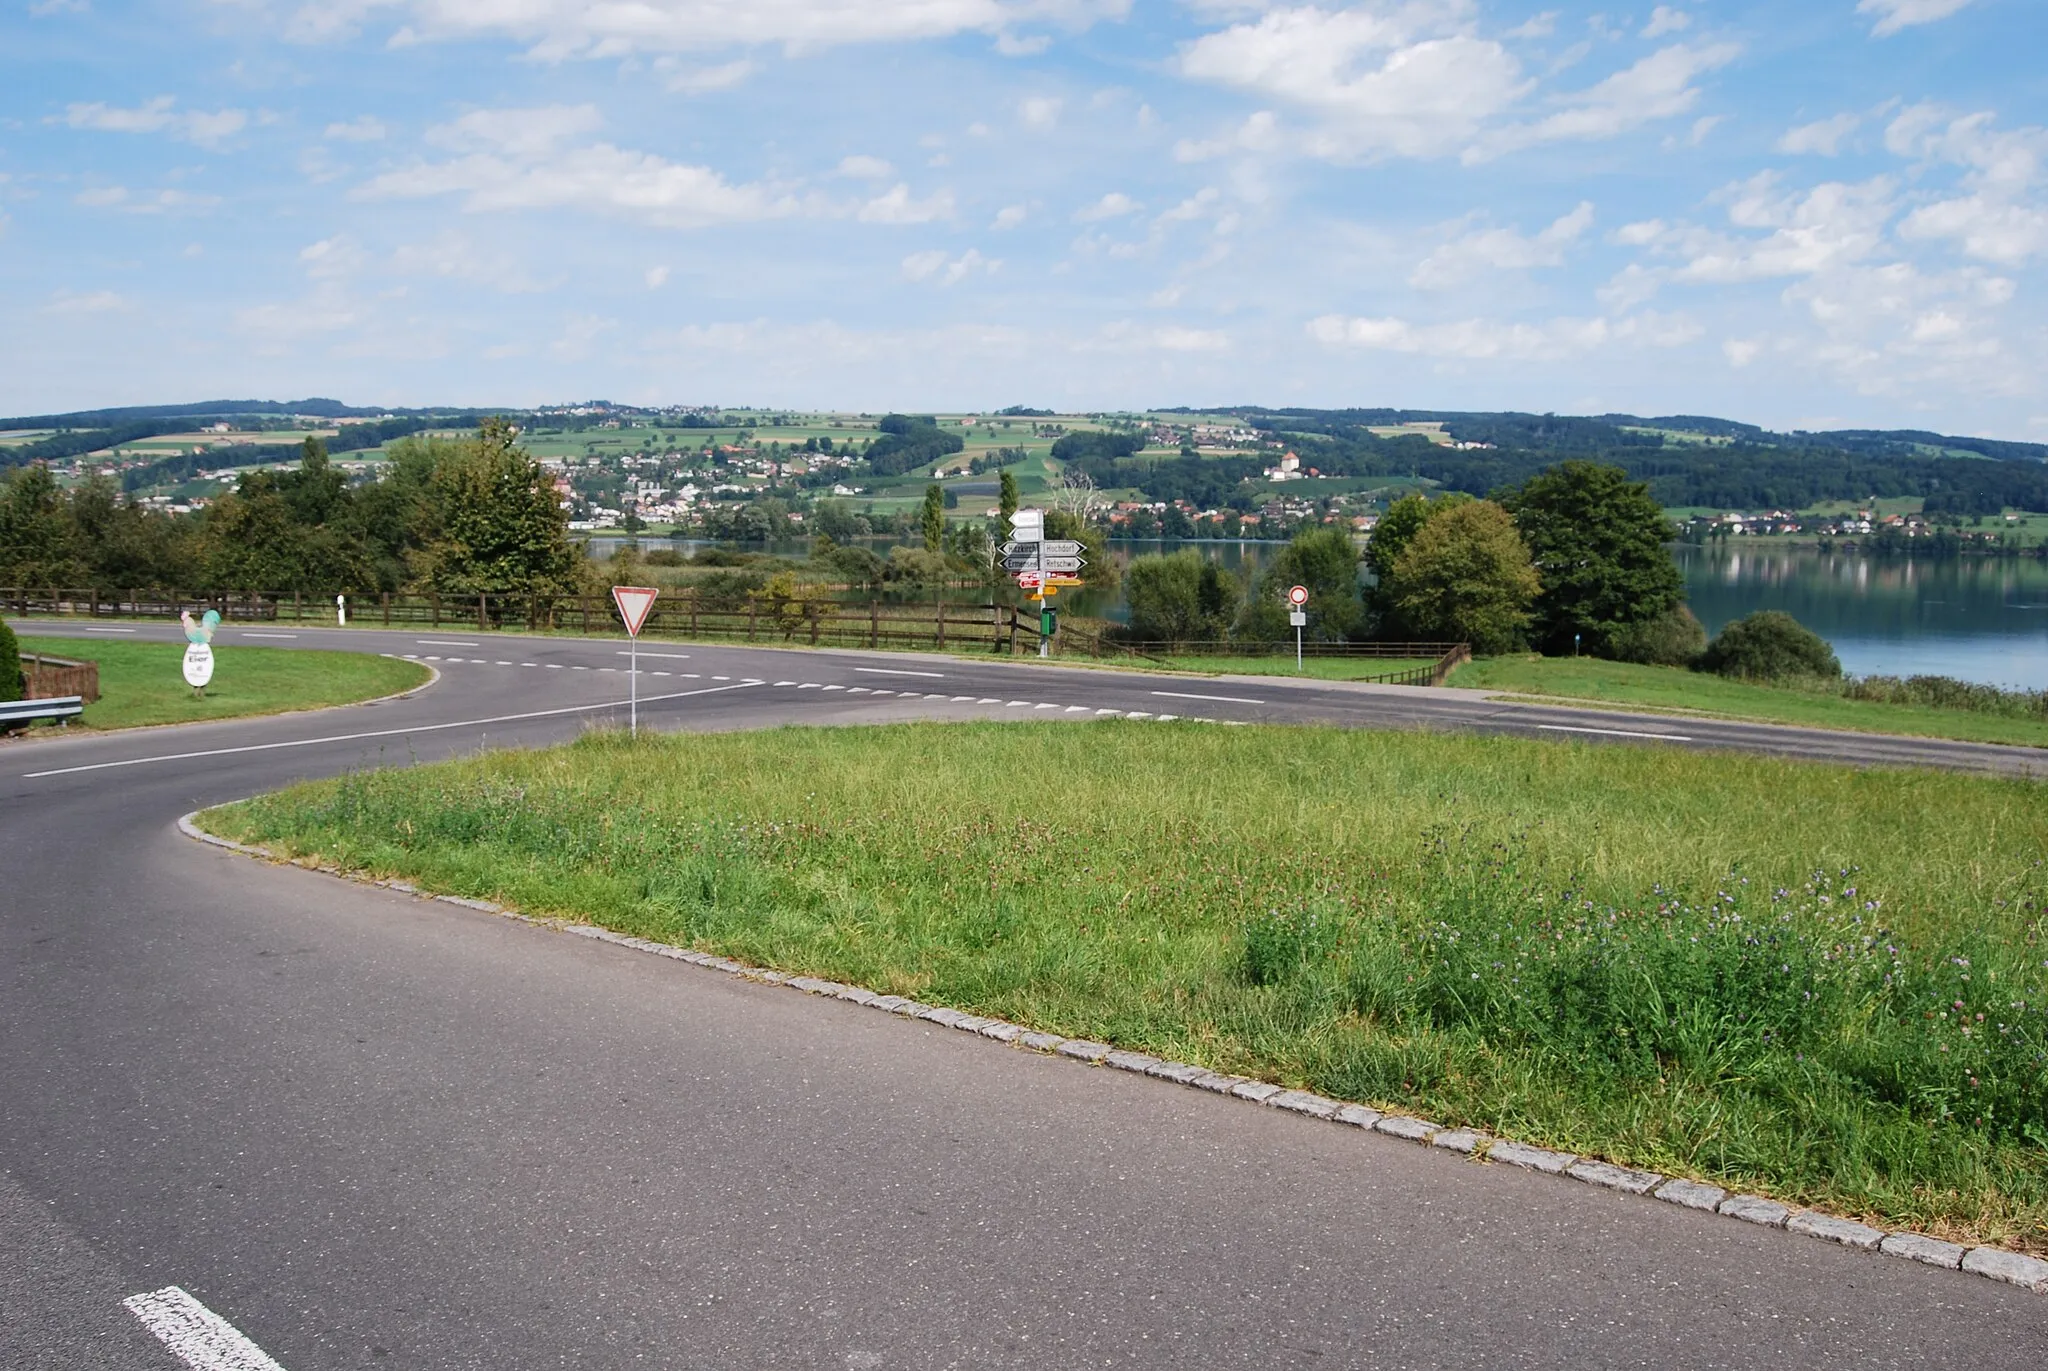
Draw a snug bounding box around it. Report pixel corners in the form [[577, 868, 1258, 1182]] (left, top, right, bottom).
[[1287, 584, 1309, 606]]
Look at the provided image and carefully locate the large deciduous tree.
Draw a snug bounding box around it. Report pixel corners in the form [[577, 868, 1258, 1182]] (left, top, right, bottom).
[[1500, 460, 1683, 656], [422, 417, 579, 596], [1383, 500, 1539, 653]]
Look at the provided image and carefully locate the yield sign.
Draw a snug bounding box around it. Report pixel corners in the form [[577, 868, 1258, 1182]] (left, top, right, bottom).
[[612, 584, 659, 637]]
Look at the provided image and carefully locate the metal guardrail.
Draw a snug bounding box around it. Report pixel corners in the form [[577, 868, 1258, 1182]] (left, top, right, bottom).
[[1, 695, 84, 728]]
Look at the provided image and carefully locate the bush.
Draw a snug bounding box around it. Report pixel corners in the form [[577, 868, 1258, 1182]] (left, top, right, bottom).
[[1607, 604, 1706, 666], [1382, 499, 1538, 653], [1124, 551, 1241, 645], [0, 620, 20, 702], [1843, 674, 2048, 719], [1698, 610, 1840, 681]]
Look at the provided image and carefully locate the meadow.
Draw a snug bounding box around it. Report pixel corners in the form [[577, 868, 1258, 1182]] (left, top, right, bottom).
[[18, 635, 428, 729], [204, 721, 2048, 1248]]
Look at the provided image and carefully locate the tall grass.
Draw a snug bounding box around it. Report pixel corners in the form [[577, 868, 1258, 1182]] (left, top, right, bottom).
[[207, 722, 2048, 1246]]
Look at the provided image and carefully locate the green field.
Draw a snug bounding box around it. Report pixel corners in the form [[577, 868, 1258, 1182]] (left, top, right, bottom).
[[17, 635, 430, 730], [203, 722, 2048, 1248], [1145, 654, 1440, 681], [1450, 655, 2048, 747]]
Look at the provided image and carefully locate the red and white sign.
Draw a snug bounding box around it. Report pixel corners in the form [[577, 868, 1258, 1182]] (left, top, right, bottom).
[[1014, 571, 1046, 589], [1287, 584, 1309, 606], [612, 585, 659, 637]]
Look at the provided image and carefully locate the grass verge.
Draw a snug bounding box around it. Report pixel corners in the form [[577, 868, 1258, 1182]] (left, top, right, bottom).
[[201, 721, 2048, 1248], [1450, 655, 2048, 748], [18, 635, 429, 730], [1145, 654, 1440, 681]]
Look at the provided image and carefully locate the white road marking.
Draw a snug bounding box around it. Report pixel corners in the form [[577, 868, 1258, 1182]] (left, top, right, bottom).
[[1537, 724, 1693, 742], [1151, 690, 1266, 705], [622, 651, 691, 659], [570, 665, 589, 670], [1007, 701, 1029, 707], [495, 660, 512, 666], [416, 639, 479, 647], [871, 689, 894, 695], [123, 1286, 288, 1371], [774, 680, 796, 686], [1154, 714, 1179, 721], [83, 627, 138, 633], [1095, 709, 1122, 716], [713, 675, 731, 681], [652, 670, 671, 676], [952, 695, 976, 702], [520, 662, 537, 667], [977, 698, 1001, 704], [21, 682, 765, 778], [846, 687, 870, 694], [1064, 705, 1089, 712], [855, 666, 945, 678], [798, 683, 822, 689], [822, 684, 845, 691], [422, 656, 442, 661], [1034, 702, 1059, 710], [239, 633, 298, 639], [545, 663, 564, 669], [1125, 711, 1152, 719]]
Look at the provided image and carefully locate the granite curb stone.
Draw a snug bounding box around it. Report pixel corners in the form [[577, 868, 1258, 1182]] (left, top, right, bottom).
[[171, 811, 2048, 1303]]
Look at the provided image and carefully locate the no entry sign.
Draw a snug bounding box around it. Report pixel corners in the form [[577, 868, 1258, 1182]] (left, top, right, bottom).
[[612, 585, 659, 637], [1287, 584, 1309, 607]]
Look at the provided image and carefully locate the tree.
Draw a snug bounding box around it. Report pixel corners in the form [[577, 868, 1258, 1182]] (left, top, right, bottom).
[[1382, 500, 1539, 652], [1236, 526, 1365, 643], [1698, 611, 1840, 681], [1500, 461, 1683, 656], [0, 463, 85, 587], [0, 619, 21, 703], [1363, 492, 1471, 583], [423, 418, 580, 596], [1124, 551, 1241, 645], [921, 484, 945, 553], [998, 468, 1019, 521]]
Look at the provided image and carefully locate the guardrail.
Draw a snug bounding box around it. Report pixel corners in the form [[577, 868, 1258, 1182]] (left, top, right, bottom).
[[1, 695, 84, 730]]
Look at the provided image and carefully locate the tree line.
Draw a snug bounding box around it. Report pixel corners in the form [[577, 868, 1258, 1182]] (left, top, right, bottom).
[[0, 419, 580, 597]]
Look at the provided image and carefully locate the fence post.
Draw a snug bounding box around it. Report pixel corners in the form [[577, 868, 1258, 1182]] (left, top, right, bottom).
[[870, 599, 879, 649], [583, 596, 592, 634], [809, 603, 821, 646], [747, 599, 757, 642], [690, 592, 699, 637], [431, 592, 441, 627], [89, 587, 99, 619], [935, 596, 946, 650], [478, 594, 488, 632], [382, 592, 391, 626]]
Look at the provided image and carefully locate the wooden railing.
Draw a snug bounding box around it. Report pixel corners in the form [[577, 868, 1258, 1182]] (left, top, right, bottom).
[[20, 652, 100, 703]]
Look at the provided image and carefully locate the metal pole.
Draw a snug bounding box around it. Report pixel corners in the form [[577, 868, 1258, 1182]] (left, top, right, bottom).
[[1296, 620, 1303, 673], [630, 633, 638, 738], [1036, 540, 1048, 658]]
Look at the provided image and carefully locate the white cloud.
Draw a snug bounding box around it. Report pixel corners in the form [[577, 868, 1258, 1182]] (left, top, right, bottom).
[[666, 59, 756, 94], [1640, 6, 1689, 39], [44, 288, 128, 314], [901, 247, 997, 285], [324, 115, 387, 141], [1074, 191, 1140, 221], [1614, 219, 1665, 245], [1173, 110, 1279, 163], [1472, 41, 1740, 160], [73, 185, 221, 215], [1723, 338, 1761, 367], [646, 265, 671, 288], [390, 232, 548, 291], [1884, 105, 2047, 263], [1307, 312, 1620, 360], [550, 313, 613, 362], [1178, 5, 1527, 160], [29, 0, 91, 14], [857, 183, 956, 223], [356, 104, 808, 228], [1857, 0, 1976, 38], [1079, 320, 1230, 353], [836, 154, 895, 180], [1900, 198, 2048, 266], [1409, 201, 1593, 288], [1505, 12, 1556, 39], [1020, 96, 1063, 129], [277, 0, 1133, 58], [1778, 113, 1860, 156], [1674, 175, 1895, 283], [991, 203, 1029, 230], [62, 96, 249, 148], [75, 186, 128, 207]]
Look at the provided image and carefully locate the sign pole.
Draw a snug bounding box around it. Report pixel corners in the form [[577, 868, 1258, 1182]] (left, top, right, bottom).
[[630, 631, 638, 738], [611, 585, 659, 739], [1287, 584, 1309, 674], [1037, 539, 1048, 658]]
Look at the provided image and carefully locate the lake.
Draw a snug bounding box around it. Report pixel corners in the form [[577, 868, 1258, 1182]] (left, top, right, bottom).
[[587, 536, 2048, 690]]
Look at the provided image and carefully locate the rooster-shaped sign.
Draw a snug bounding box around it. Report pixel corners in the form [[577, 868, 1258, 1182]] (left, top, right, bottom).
[[180, 609, 220, 692]]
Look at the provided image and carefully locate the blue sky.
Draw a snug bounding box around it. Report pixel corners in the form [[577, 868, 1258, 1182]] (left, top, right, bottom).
[[2, 0, 2042, 435]]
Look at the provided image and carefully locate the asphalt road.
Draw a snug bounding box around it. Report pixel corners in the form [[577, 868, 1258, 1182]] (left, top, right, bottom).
[[4, 621, 2046, 1369]]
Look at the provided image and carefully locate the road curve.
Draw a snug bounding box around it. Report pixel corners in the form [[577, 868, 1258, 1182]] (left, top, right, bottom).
[[3, 621, 2044, 1369]]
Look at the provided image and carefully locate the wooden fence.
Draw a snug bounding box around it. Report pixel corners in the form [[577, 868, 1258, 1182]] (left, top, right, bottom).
[[20, 652, 100, 703], [3, 587, 1469, 682]]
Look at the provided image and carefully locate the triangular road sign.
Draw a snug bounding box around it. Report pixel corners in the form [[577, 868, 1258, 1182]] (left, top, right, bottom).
[[612, 585, 659, 637]]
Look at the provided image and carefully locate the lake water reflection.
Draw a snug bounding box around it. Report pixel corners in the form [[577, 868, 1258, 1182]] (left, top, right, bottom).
[[589, 535, 2048, 689]]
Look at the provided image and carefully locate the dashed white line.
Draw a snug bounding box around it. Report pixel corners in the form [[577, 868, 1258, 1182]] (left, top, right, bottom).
[[951, 695, 976, 702], [546, 663, 564, 669], [798, 682, 822, 689], [1007, 701, 1029, 707], [1125, 711, 1152, 719], [1151, 690, 1266, 705], [1537, 724, 1694, 741], [1095, 708, 1122, 716], [822, 684, 846, 691], [622, 651, 691, 659], [416, 639, 479, 647], [854, 666, 945, 678], [977, 698, 1001, 704], [123, 1286, 288, 1371], [1064, 705, 1089, 713], [846, 687, 870, 694], [83, 626, 138, 633], [495, 660, 513, 666], [713, 675, 731, 681], [1033, 702, 1059, 710], [239, 633, 298, 639]]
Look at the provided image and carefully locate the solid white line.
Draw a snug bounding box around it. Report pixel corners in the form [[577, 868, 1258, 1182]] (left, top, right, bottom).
[[1537, 724, 1694, 742], [416, 639, 478, 646], [85, 626, 138, 633], [855, 666, 945, 678], [21, 682, 764, 778], [1151, 690, 1266, 705], [621, 651, 691, 659], [239, 633, 298, 639], [123, 1286, 288, 1371]]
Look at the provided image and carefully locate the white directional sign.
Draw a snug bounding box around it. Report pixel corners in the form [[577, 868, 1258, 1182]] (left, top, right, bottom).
[[612, 585, 659, 637], [1008, 509, 1045, 542], [1008, 555, 1085, 573], [1002, 540, 1085, 558]]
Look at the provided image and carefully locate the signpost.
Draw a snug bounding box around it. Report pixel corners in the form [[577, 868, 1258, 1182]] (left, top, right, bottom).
[[1287, 584, 1309, 672], [179, 608, 220, 697], [1006, 508, 1087, 659], [611, 585, 659, 737]]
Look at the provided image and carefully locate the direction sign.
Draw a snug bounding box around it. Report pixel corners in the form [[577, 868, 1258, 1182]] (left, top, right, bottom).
[[1005, 555, 1084, 573], [1008, 509, 1044, 541], [612, 585, 659, 637], [1001, 539, 1084, 558], [1287, 584, 1309, 606]]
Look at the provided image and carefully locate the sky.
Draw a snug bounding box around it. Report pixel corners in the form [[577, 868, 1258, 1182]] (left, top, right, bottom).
[[1, 0, 2043, 436]]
